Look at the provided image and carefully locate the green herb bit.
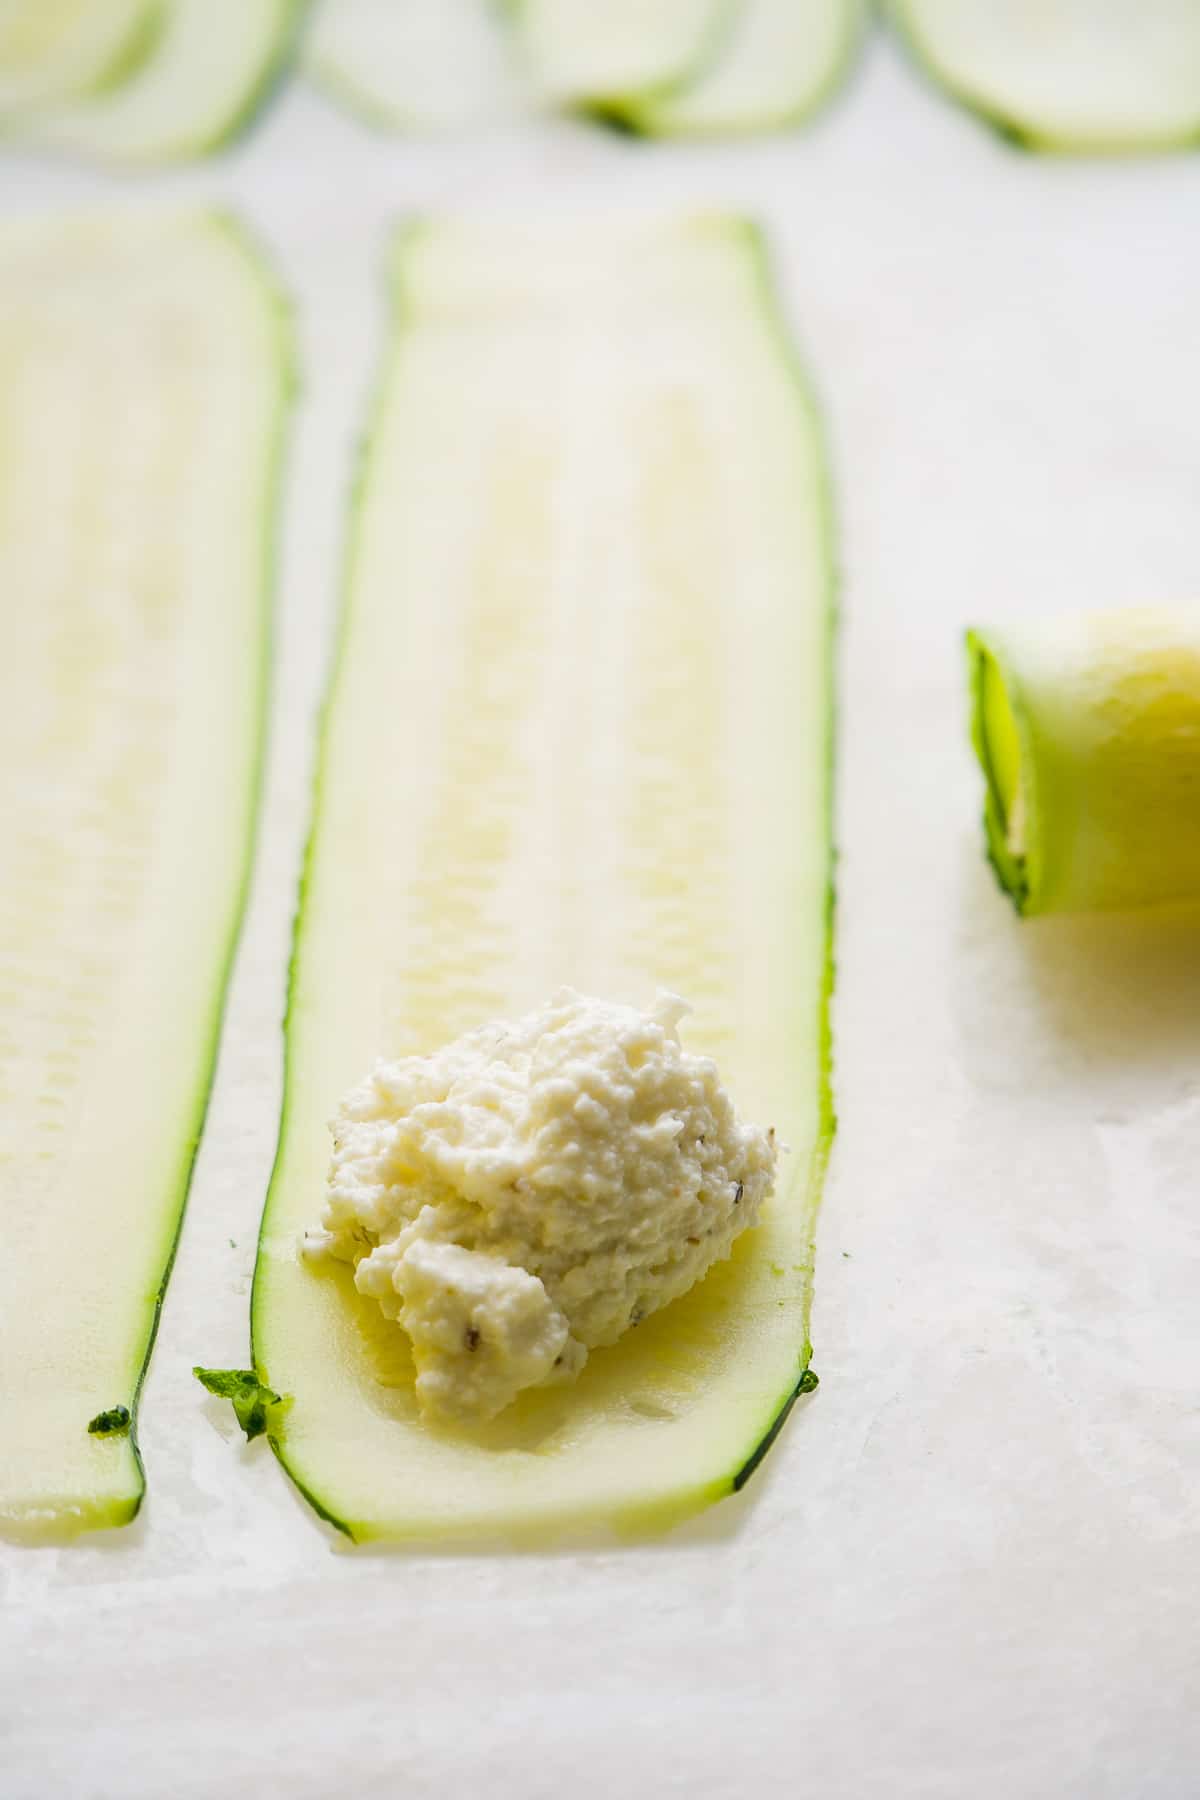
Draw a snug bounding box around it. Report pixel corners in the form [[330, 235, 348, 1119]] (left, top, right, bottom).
[[193, 1367, 286, 1442], [87, 1405, 131, 1437]]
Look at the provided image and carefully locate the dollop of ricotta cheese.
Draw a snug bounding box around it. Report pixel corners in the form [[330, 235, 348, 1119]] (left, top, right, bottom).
[[304, 989, 776, 1424]]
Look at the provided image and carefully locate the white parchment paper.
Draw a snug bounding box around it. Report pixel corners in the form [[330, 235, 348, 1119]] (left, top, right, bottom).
[[3, 30, 1199, 1799]]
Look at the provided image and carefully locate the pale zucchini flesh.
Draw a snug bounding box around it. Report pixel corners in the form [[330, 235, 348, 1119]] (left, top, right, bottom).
[[306, 0, 527, 133], [26, 0, 301, 165], [516, 0, 735, 110], [0, 212, 290, 1541], [631, 0, 864, 138], [968, 610, 1200, 915], [252, 215, 835, 1544], [0, 0, 156, 117], [891, 0, 1200, 153]]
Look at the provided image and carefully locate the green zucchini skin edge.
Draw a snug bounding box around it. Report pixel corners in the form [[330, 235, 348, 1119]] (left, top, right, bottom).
[[619, 0, 868, 142], [0, 0, 161, 121], [250, 216, 838, 1540], [217, 0, 312, 156], [250, 220, 432, 1538], [731, 222, 838, 1497], [32, 0, 311, 168], [884, 2, 1043, 156], [168, 0, 311, 163], [577, 0, 740, 132], [87, 1, 169, 99], [306, 57, 422, 139], [966, 629, 1032, 915], [515, 0, 741, 128], [110, 216, 295, 1530], [248, 227, 408, 1533], [886, 0, 1200, 156]]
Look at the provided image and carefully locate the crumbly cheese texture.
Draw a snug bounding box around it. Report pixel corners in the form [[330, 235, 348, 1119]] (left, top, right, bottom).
[[305, 990, 776, 1424]]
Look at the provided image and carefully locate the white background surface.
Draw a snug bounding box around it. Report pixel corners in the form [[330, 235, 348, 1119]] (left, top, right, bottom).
[[4, 24, 1200, 1798]]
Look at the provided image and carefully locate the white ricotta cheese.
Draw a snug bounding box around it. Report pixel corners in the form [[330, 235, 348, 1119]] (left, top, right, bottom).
[[304, 989, 777, 1423]]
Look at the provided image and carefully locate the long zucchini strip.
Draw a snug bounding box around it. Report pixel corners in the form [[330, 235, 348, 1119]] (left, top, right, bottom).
[[968, 610, 1200, 915], [0, 213, 290, 1541], [25, 0, 301, 165], [251, 214, 836, 1544], [516, 0, 735, 112], [890, 0, 1200, 153], [631, 0, 864, 138], [0, 0, 156, 117], [306, 0, 527, 133]]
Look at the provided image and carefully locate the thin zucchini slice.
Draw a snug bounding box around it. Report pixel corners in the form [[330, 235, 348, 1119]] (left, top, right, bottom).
[[25, 0, 301, 165], [516, 0, 735, 112], [890, 0, 1200, 153], [968, 610, 1200, 915], [0, 212, 290, 1542], [631, 0, 864, 138], [251, 214, 836, 1544], [0, 0, 157, 117], [306, 0, 527, 133]]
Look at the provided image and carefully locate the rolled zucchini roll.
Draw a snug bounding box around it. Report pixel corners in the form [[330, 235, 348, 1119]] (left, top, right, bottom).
[[967, 610, 1200, 916]]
